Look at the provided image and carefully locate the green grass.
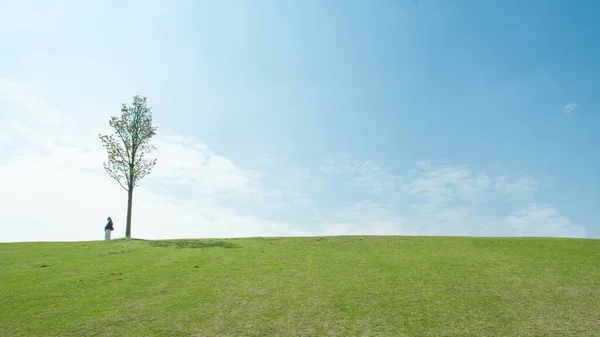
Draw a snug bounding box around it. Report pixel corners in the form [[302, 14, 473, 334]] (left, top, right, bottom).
[[1, 236, 599, 336]]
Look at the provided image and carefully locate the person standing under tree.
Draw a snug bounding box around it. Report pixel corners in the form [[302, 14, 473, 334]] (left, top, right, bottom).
[[104, 217, 114, 240]]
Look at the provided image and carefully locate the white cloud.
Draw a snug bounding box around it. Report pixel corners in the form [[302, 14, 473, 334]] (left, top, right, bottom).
[[506, 203, 584, 237], [492, 176, 538, 202], [149, 133, 262, 199], [320, 155, 402, 199], [320, 159, 586, 238], [1, 0, 588, 243], [353, 160, 403, 195], [0, 79, 298, 242], [320, 199, 415, 236], [563, 103, 577, 114], [0, 80, 587, 241]]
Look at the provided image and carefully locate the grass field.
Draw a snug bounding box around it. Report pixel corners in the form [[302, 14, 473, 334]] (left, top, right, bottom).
[[1, 236, 599, 336]]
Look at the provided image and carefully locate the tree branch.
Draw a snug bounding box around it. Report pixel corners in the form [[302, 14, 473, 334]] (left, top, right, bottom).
[[99, 94, 158, 193]]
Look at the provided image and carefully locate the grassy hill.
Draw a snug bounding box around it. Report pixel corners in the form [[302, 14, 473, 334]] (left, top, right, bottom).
[[1, 236, 599, 336]]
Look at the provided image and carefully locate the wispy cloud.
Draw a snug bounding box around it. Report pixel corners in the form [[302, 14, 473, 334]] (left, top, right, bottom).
[[563, 103, 577, 114], [0, 79, 300, 241], [320, 159, 585, 238], [0, 80, 587, 241], [149, 133, 262, 199], [0, 0, 590, 242], [320, 155, 402, 197], [506, 203, 576, 237]]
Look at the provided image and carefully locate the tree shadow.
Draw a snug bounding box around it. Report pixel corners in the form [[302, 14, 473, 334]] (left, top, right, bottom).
[[149, 239, 240, 249]]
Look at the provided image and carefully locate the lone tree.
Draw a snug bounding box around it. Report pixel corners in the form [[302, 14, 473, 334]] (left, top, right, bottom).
[[99, 95, 158, 238]]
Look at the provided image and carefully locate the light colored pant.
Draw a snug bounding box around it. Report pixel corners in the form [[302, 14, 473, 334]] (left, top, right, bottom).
[[105, 229, 111, 240]]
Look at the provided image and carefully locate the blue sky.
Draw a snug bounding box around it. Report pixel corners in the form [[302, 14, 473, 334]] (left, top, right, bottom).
[[0, 0, 598, 241]]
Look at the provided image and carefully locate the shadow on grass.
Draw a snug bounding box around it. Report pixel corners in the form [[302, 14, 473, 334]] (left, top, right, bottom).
[[149, 239, 240, 249]]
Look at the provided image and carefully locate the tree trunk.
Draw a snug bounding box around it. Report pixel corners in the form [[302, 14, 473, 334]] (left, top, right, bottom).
[[125, 187, 133, 238]]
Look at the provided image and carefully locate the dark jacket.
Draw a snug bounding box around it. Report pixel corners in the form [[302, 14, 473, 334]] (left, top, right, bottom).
[[104, 220, 114, 231]]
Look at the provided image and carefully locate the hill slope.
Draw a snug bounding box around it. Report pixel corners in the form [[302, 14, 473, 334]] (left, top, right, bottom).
[[1, 236, 599, 336]]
